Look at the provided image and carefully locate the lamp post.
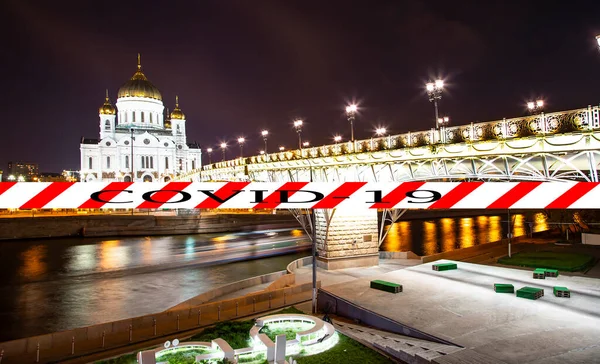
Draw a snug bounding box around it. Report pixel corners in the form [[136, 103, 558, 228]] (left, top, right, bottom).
[[345, 104, 357, 141], [437, 116, 449, 143], [375, 127, 386, 137], [293, 120, 303, 149], [237, 137, 245, 158], [426, 79, 444, 129], [302, 141, 310, 147], [334, 135, 342, 144], [279, 146, 285, 151], [206, 148, 213, 164], [259, 150, 265, 155], [220, 143, 227, 161], [261, 130, 269, 153]]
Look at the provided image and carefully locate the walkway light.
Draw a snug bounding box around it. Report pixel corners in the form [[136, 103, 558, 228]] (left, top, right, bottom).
[[345, 104, 358, 141], [425, 79, 445, 129], [293, 119, 303, 149]]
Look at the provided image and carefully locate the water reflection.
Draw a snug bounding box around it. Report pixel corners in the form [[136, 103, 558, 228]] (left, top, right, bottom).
[[19, 245, 47, 279], [381, 213, 549, 255]]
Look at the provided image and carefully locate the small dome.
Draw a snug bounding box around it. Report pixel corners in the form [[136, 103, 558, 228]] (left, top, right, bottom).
[[99, 90, 116, 115], [117, 54, 162, 101], [170, 95, 185, 120]]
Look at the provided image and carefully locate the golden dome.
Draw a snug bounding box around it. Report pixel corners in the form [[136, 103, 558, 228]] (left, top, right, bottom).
[[99, 89, 116, 115], [117, 54, 162, 101], [170, 95, 185, 120]]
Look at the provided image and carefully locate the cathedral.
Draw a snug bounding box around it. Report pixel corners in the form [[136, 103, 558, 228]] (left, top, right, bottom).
[[80, 55, 202, 182]]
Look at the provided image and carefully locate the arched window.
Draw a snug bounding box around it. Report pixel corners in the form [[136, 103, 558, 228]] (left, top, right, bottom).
[[124, 175, 131, 182], [105, 120, 111, 130], [176, 125, 181, 134], [179, 158, 183, 171], [141, 112, 145, 123], [107, 156, 111, 169], [192, 159, 195, 169], [88, 157, 93, 169], [141, 156, 145, 169], [150, 113, 153, 123], [150, 156, 154, 169], [125, 155, 129, 169], [132, 112, 136, 123], [165, 157, 169, 169]]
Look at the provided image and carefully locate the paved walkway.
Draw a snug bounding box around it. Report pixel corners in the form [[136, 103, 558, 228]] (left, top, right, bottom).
[[322, 260, 600, 364]]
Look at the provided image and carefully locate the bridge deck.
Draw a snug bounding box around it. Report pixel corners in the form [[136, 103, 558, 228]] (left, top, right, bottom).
[[321, 260, 600, 364]]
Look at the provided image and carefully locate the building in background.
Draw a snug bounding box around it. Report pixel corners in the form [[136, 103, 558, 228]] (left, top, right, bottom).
[[80, 55, 202, 182], [62, 170, 80, 182], [38, 172, 67, 182], [7, 162, 39, 181]]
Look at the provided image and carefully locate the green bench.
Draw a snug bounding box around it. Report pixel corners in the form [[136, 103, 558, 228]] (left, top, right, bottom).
[[545, 269, 559, 278], [432, 262, 457, 271], [517, 286, 544, 300], [533, 268, 546, 279], [494, 283, 514, 293], [553, 286, 570, 298], [370, 280, 402, 293]]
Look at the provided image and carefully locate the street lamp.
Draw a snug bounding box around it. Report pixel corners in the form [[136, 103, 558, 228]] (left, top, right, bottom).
[[303, 141, 310, 147], [527, 100, 544, 114], [345, 104, 358, 141], [206, 148, 213, 164], [334, 135, 342, 144], [220, 143, 227, 161], [426, 79, 444, 129], [261, 130, 269, 153], [438, 116, 450, 126], [279, 146, 285, 151], [237, 137, 245, 157], [293, 119, 303, 149], [260, 150, 265, 155], [375, 127, 387, 136]]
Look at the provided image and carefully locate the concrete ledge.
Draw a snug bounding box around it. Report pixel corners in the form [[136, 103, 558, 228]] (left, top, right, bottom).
[[286, 256, 313, 274], [317, 253, 379, 270], [379, 251, 420, 260], [266, 274, 295, 291]]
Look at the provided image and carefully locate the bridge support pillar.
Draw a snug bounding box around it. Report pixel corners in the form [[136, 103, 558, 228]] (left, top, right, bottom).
[[315, 208, 379, 270]]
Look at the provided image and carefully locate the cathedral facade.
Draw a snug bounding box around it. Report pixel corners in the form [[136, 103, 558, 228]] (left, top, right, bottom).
[[80, 56, 201, 182]]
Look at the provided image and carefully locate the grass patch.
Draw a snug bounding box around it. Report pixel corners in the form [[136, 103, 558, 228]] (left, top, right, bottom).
[[260, 321, 314, 341], [498, 251, 594, 271], [295, 333, 392, 364], [156, 348, 214, 363]]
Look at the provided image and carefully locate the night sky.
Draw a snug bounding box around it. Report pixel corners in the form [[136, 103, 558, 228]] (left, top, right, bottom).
[[2, 0, 600, 172]]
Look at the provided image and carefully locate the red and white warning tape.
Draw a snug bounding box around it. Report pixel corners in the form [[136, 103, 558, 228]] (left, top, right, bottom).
[[0, 182, 598, 209]]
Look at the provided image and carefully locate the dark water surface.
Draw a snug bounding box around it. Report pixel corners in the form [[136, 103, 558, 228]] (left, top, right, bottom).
[[0, 229, 307, 341]]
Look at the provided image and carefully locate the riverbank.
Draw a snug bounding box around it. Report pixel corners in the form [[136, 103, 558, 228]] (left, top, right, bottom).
[[0, 212, 298, 240]]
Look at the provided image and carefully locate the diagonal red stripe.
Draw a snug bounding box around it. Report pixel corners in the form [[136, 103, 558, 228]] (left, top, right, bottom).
[[545, 182, 599, 209], [21, 182, 75, 209], [312, 182, 367, 209], [196, 182, 251, 208], [79, 182, 134, 209], [253, 182, 309, 209], [370, 182, 426, 209], [487, 182, 542, 209], [138, 182, 193, 209], [428, 182, 483, 209], [0, 182, 17, 196]]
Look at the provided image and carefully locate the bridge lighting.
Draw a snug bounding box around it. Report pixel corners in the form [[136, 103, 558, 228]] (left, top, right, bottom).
[[220, 143, 227, 161], [294, 119, 303, 149], [334, 135, 342, 143], [206, 148, 213, 164], [260, 150, 265, 155], [303, 141, 310, 147], [375, 127, 387, 136], [279, 146, 285, 151], [426, 79, 445, 129], [596, 34, 600, 48], [261, 130, 269, 153], [438, 116, 450, 126], [345, 104, 358, 141]]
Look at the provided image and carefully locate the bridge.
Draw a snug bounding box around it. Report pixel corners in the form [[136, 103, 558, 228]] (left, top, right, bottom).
[[179, 105, 600, 269]]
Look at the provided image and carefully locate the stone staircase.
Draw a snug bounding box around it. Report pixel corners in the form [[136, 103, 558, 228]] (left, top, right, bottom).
[[333, 321, 506, 364]]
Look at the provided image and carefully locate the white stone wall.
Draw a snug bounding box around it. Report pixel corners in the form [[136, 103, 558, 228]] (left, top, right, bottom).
[[315, 209, 379, 259]]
